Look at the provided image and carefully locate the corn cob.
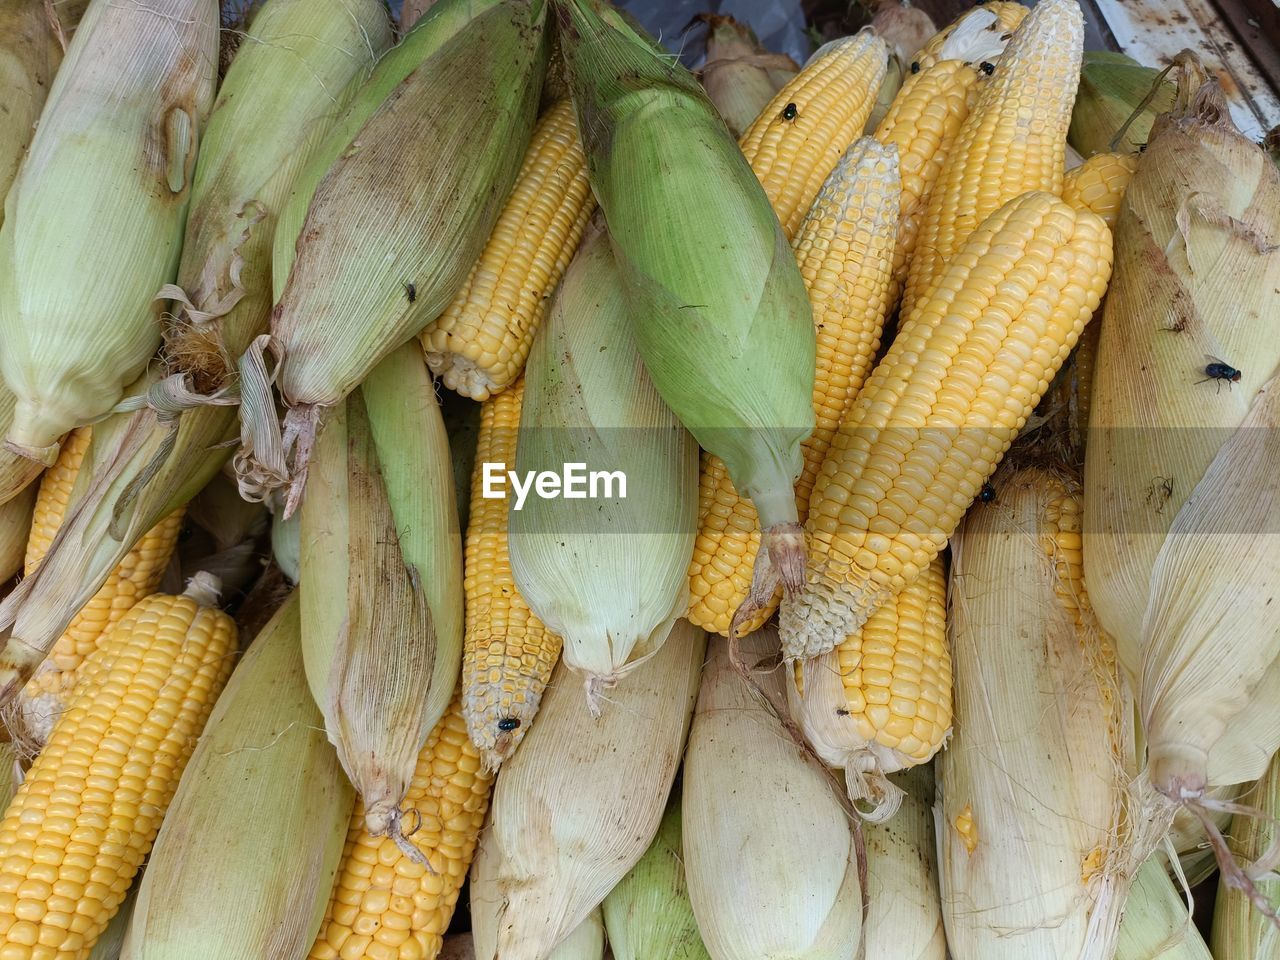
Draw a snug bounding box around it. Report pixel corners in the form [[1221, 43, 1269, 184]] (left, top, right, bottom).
[[781, 190, 1111, 659], [0, 0, 60, 224], [863, 764, 946, 960], [0, 0, 218, 463], [0, 0, 391, 711], [470, 620, 705, 960], [122, 592, 354, 960], [1117, 856, 1212, 960], [1083, 59, 1280, 800], [914, 1, 1028, 71], [1062, 150, 1139, 227], [789, 555, 948, 818], [900, 0, 1082, 322], [602, 796, 710, 960], [684, 626, 863, 960], [462, 380, 561, 769], [699, 15, 799, 139], [422, 100, 595, 401], [939, 465, 1135, 960], [687, 139, 899, 637], [509, 225, 697, 708], [300, 340, 462, 860], [238, 0, 548, 515], [738, 31, 888, 238], [308, 691, 492, 960], [0, 573, 236, 958], [1069, 51, 1174, 157]]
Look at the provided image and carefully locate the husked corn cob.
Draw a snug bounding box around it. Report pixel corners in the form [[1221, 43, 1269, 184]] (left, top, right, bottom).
[[901, 0, 1082, 321], [0, 573, 235, 958], [914, 1, 1028, 70], [0, 0, 217, 462], [1061, 151, 1138, 226], [738, 31, 889, 238], [308, 692, 492, 960], [462, 379, 561, 769], [687, 139, 900, 637], [789, 555, 949, 817], [781, 191, 1112, 660], [422, 100, 594, 401]]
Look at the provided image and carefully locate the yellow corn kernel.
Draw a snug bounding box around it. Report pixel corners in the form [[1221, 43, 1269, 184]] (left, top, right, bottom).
[[738, 31, 888, 239], [954, 803, 979, 854], [901, 0, 1081, 321], [461, 379, 561, 770], [308, 693, 493, 960], [422, 101, 595, 401], [915, 1, 1028, 70], [781, 191, 1112, 660], [0, 574, 235, 958], [873, 59, 981, 299], [1061, 150, 1138, 227], [687, 140, 899, 636]]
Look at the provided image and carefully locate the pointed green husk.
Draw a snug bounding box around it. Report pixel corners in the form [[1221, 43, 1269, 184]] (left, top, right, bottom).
[[508, 223, 697, 709], [602, 795, 710, 960], [241, 0, 549, 515], [0, 0, 392, 709], [1113, 855, 1212, 960], [121, 593, 354, 960], [553, 0, 816, 592], [1069, 51, 1174, 157]]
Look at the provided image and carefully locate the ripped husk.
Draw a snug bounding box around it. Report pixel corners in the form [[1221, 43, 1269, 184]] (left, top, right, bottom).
[[0, 0, 390, 709], [683, 626, 863, 960], [939, 464, 1138, 960], [300, 341, 461, 862], [240, 0, 548, 513], [469, 619, 705, 960], [508, 224, 698, 708], [0, 0, 217, 460], [121, 594, 354, 960], [870, 0, 936, 69], [1212, 755, 1280, 957], [698, 15, 799, 138]]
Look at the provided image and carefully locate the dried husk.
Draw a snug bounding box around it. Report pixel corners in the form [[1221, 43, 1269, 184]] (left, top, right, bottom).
[[1116, 855, 1212, 960], [1212, 755, 1280, 958], [939, 464, 1136, 960], [0, 0, 218, 462], [0, 742, 17, 810], [863, 764, 945, 960], [1167, 784, 1241, 887], [871, 0, 936, 68], [508, 225, 697, 709], [469, 619, 706, 960], [241, 0, 547, 513], [0, 480, 34, 583], [122, 593, 354, 960], [699, 15, 799, 138], [864, 55, 904, 136], [1069, 51, 1175, 157], [1082, 58, 1280, 797], [602, 795, 710, 960], [556, 0, 817, 592], [300, 340, 460, 857], [547, 911, 606, 960], [683, 626, 863, 960], [0, 0, 390, 708], [0, 0, 60, 221]]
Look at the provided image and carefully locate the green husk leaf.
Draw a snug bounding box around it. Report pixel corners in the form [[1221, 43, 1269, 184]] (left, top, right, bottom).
[[1069, 50, 1175, 157], [1118, 856, 1212, 960]]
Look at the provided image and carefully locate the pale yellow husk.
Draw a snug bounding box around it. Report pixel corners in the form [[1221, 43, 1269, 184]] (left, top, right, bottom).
[[469, 619, 706, 960], [1116, 855, 1212, 960], [0, 0, 218, 461], [0, 480, 34, 583], [684, 626, 863, 960], [699, 15, 799, 138], [1167, 784, 1241, 887], [300, 340, 461, 850], [122, 593, 354, 960], [1083, 60, 1280, 800], [863, 764, 945, 960], [1212, 755, 1280, 958], [547, 910, 606, 960], [508, 226, 698, 707], [939, 464, 1137, 960]]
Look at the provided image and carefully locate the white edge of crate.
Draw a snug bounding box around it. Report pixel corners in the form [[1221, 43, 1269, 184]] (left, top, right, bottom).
[[1089, 0, 1280, 141]]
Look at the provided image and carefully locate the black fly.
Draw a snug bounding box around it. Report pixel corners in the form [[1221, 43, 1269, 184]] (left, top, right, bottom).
[[909, 61, 920, 74], [405, 282, 417, 303], [781, 102, 798, 121], [1198, 355, 1241, 391], [978, 481, 996, 503], [497, 717, 520, 732], [979, 61, 995, 76]]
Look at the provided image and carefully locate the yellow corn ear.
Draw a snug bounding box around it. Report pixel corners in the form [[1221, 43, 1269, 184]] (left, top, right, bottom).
[[781, 191, 1111, 660], [0, 573, 235, 958], [1061, 150, 1139, 227], [461, 379, 561, 770], [308, 691, 493, 960], [422, 100, 595, 400], [901, 0, 1082, 321], [687, 139, 900, 637]]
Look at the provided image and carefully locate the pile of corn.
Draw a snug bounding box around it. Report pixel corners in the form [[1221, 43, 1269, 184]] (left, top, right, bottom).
[[0, 0, 1275, 956]]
